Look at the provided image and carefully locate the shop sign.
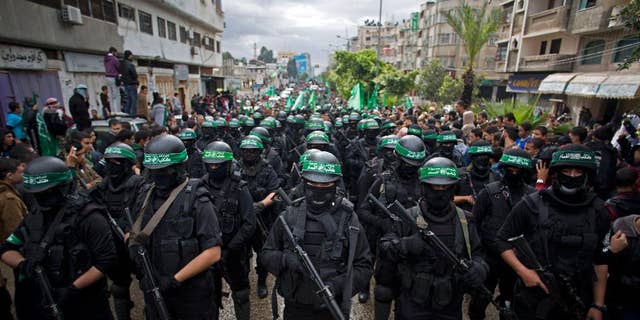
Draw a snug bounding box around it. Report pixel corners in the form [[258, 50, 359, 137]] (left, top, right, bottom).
[[0, 45, 47, 70], [64, 52, 104, 73], [507, 73, 548, 93]]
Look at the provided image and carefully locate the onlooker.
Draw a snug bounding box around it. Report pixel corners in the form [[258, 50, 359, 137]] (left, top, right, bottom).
[[172, 93, 183, 115], [99, 85, 111, 118], [150, 92, 167, 127], [69, 84, 91, 131], [516, 121, 532, 149], [64, 140, 101, 190], [91, 109, 100, 120], [6, 102, 25, 142], [1, 130, 15, 158], [104, 47, 120, 113], [503, 112, 516, 127], [569, 126, 588, 144], [525, 138, 544, 158], [502, 126, 519, 150], [98, 119, 122, 153], [115, 129, 134, 145], [138, 85, 150, 121], [120, 50, 139, 116]]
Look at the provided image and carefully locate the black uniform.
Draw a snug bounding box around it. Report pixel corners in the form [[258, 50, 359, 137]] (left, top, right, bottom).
[[0, 194, 117, 320], [185, 145, 206, 178], [130, 179, 222, 319], [344, 137, 378, 203], [261, 198, 373, 319], [456, 166, 497, 212], [607, 214, 640, 319], [202, 169, 256, 320]]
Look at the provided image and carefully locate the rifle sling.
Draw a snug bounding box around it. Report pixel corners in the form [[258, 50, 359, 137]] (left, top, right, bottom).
[[29, 207, 67, 263], [131, 179, 188, 243]]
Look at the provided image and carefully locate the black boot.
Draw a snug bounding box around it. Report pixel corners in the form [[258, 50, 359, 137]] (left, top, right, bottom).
[[374, 300, 392, 320], [232, 289, 251, 320], [111, 284, 133, 320], [257, 275, 268, 299], [358, 291, 369, 303]]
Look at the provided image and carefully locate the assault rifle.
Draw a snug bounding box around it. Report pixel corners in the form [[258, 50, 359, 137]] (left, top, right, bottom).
[[508, 235, 586, 320], [278, 215, 346, 320], [368, 199, 518, 320], [275, 188, 305, 207], [137, 246, 172, 320], [34, 265, 63, 320], [105, 210, 126, 241]]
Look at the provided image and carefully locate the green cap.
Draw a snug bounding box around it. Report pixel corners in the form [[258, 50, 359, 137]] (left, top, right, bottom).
[[143, 149, 188, 167], [419, 166, 459, 180]]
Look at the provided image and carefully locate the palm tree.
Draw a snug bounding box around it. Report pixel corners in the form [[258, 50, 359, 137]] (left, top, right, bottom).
[[444, 1, 502, 107]]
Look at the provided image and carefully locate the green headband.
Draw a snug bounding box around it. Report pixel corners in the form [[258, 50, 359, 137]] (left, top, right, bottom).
[[244, 118, 255, 126], [422, 133, 438, 140], [177, 131, 197, 140], [500, 154, 532, 168], [229, 119, 240, 127], [468, 146, 493, 155], [143, 149, 188, 166], [202, 150, 234, 161], [250, 132, 272, 143], [23, 170, 73, 188], [408, 127, 422, 136], [201, 121, 215, 128], [437, 134, 457, 142], [306, 122, 324, 130], [378, 137, 399, 149], [419, 166, 459, 180], [299, 153, 312, 163], [363, 120, 380, 130], [381, 122, 396, 129], [551, 150, 596, 167], [105, 146, 137, 161], [261, 119, 276, 128], [395, 143, 426, 160], [306, 132, 329, 142], [240, 138, 264, 149], [301, 160, 342, 175]]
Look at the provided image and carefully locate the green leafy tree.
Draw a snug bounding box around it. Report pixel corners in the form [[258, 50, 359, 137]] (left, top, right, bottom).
[[222, 51, 234, 60], [287, 58, 298, 79], [444, 1, 502, 107], [416, 59, 447, 101], [257, 46, 276, 63], [618, 0, 640, 70], [438, 75, 463, 104], [327, 49, 393, 98], [379, 69, 416, 98]]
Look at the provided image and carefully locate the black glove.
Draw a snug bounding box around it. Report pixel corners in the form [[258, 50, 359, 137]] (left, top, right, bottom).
[[400, 232, 426, 256], [462, 260, 487, 288], [158, 275, 181, 293], [379, 233, 401, 261], [16, 259, 37, 278], [281, 251, 302, 274], [55, 284, 80, 308]]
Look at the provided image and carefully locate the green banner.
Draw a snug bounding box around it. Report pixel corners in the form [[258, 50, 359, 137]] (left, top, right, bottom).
[[411, 12, 419, 32]]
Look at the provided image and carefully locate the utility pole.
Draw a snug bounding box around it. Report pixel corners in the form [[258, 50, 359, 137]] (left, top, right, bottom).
[[375, 0, 383, 77], [253, 42, 257, 60]]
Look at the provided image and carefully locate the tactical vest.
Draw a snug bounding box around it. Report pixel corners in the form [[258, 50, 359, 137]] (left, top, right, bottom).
[[140, 179, 212, 285], [379, 172, 421, 208], [278, 199, 354, 307], [209, 171, 245, 245], [23, 198, 97, 288], [480, 181, 535, 239], [241, 160, 271, 201], [398, 206, 472, 309], [522, 192, 599, 277], [186, 148, 205, 179], [100, 175, 143, 222]]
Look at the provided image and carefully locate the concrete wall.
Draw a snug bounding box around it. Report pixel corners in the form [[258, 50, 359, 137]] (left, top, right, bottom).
[[0, 0, 123, 53], [573, 31, 640, 73]]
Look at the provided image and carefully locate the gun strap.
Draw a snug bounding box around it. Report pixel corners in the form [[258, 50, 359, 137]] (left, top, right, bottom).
[[342, 222, 360, 318], [455, 207, 472, 259], [537, 196, 551, 267], [131, 179, 188, 243], [271, 278, 280, 320], [33, 207, 67, 257]]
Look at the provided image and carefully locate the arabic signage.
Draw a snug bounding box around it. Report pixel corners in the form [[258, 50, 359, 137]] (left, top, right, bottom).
[[174, 64, 189, 81], [411, 12, 419, 32], [507, 73, 548, 93], [0, 45, 47, 70], [64, 52, 104, 73]]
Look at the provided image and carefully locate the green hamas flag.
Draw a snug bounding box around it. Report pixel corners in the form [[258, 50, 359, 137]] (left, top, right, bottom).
[[293, 92, 305, 111], [266, 85, 277, 97], [286, 96, 293, 108], [308, 91, 317, 112], [35, 112, 59, 156], [405, 96, 413, 108], [368, 84, 378, 111], [325, 80, 331, 97], [347, 83, 365, 111]]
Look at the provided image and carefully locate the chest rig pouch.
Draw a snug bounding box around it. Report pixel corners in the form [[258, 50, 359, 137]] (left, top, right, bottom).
[[212, 171, 244, 241]]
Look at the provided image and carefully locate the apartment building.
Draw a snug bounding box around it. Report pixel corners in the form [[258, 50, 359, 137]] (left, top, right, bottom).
[[352, 23, 400, 65], [496, 0, 639, 122], [0, 0, 224, 118]]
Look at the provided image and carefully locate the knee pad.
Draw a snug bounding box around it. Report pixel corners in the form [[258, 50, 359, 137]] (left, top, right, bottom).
[[374, 285, 394, 303], [232, 289, 250, 304], [111, 284, 131, 300]]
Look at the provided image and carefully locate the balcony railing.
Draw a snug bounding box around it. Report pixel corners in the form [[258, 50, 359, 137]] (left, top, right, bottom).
[[520, 54, 575, 72], [525, 5, 569, 36]]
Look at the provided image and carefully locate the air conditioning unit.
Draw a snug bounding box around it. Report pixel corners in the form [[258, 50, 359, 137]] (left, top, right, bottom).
[[608, 5, 624, 28], [62, 5, 83, 25]]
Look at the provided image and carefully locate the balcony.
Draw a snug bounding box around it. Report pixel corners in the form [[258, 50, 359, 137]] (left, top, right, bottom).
[[525, 6, 569, 37], [571, 4, 620, 34], [519, 54, 575, 72]]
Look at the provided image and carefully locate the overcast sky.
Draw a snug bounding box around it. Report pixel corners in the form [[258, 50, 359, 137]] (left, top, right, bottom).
[[223, 0, 422, 72]]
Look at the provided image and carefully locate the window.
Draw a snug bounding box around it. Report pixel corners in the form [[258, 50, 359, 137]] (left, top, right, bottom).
[[102, 0, 116, 22], [438, 33, 451, 44], [139, 11, 153, 35], [157, 17, 166, 38], [539, 41, 548, 55], [489, 38, 498, 46], [613, 37, 640, 63], [64, 0, 90, 16], [118, 3, 135, 21], [497, 43, 508, 60], [27, 0, 62, 9], [180, 26, 188, 43], [550, 38, 562, 54], [193, 32, 201, 47], [167, 21, 177, 40], [579, 0, 597, 10], [90, 0, 104, 20], [216, 41, 221, 53], [581, 40, 605, 64]]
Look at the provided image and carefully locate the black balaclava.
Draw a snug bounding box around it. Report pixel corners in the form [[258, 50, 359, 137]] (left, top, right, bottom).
[[364, 129, 378, 146], [382, 149, 395, 164], [207, 162, 230, 187], [397, 160, 419, 180], [304, 182, 337, 212], [422, 184, 455, 214], [502, 166, 526, 188], [308, 144, 328, 152], [242, 149, 261, 166], [471, 155, 491, 178], [229, 128, 241, 138], [183, 140, 196, 151], [553, 171, 588, 196], [35, 184, 69, 211], [151, 164, 187, 195], [438, 142, 454, 159], [106, 159, 134, 187]]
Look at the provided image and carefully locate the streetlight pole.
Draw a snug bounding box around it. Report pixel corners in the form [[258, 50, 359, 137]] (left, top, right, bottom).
[[375, 0, 383, 77]]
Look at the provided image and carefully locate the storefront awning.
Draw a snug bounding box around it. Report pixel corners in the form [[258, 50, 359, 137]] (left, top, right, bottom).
[[595, 74, 640, 99], [538, 73, 576, 94], [564, 73, 608, 97]]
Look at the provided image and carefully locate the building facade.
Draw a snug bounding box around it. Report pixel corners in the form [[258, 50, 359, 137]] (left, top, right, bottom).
[[496, 0, 639, 122], [0, 0, 224, 120]]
